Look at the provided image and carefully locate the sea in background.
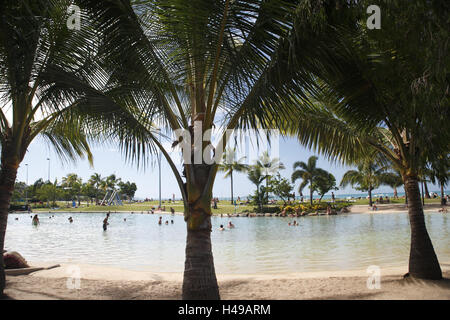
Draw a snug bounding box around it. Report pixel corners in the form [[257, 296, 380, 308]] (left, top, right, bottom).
[[213, 190, 449, 202]]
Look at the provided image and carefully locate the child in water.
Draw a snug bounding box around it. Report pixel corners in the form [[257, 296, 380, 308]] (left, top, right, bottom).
[[32, 215, 39, 226]]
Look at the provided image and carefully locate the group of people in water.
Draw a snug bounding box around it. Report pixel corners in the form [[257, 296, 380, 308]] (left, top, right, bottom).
[[218, 221, 235, 231], [158, 216, 174, 225]]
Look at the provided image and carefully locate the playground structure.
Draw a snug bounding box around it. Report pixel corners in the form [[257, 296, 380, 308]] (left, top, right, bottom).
[[100, 190, 123, 206]]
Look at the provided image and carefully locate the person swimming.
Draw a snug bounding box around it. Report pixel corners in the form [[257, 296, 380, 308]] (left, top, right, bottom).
[[165, 220, 169, 225], [228, 221, 235, 229], [68, 217, 73, 223], [171, 220, 174, 224], [32, 214, 39, 226], [219, 224, 225, 231]]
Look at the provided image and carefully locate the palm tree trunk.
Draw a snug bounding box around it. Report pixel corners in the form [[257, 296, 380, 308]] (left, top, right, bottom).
[[368, 187, 373, 207], [421, 181, 425, 206], [230, 170, 233, 204], [404, 175, 442, 279], [309, 179, 313, 206], [0, 155, 20, 295], [183, 213, 220, 299], [182, 164, 220, 299], [424, 181, 430, 198], [441, 182, 445, 206]]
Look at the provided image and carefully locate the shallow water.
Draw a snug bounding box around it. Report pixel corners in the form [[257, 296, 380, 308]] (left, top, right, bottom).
[[5, 212, 449, 274]]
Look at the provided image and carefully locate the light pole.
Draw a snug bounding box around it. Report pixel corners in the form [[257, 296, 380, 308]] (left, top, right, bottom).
[[158, 128, 162, 209], [47, 158, 50, 182], [25, 164, 28, 206], [47, 158, 50, 208]]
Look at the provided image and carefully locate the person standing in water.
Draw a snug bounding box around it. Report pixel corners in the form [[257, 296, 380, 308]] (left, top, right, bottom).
[[32, 214, 39, 226], [158, 216, 162, 225], [103, 213, 110, 231]]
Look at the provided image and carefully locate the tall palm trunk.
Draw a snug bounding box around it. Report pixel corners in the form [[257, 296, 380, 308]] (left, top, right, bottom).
[[230, 170, 233, 204], [424, 181, 430, 198], [441, 183, 445, 206], [309, 179, 313, 206], [182, 164, 220, 299], [368, 187, 373, 207], [404, 175, 442, 279], [0, 151, 20, 295]]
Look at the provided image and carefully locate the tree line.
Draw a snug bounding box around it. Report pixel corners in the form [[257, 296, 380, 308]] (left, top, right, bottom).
[[11, 173, 137, 207]]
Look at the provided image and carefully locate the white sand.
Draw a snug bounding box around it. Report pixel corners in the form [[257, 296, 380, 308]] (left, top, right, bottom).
[[4, 262, 450, 300]]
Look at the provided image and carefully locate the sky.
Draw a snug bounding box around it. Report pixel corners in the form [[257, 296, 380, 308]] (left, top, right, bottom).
[[15, 132, 443, 201]]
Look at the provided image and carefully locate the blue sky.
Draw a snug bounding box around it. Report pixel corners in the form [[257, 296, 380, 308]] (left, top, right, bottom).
[[16, 134, 440, 200]]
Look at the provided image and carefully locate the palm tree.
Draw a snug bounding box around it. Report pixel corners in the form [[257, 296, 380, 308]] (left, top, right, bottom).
[[88, 173, 103, 204], [428, 157, 450, 206], [291, 156, 326, 205], [0, 1, 162, 294], [380, 170, 403, 200], [77, 0, 322, 299], [105, 174, 121, 191], [283, 1, 448, 279], [340, 161, 387, 207], [247, 166, 266, 212], [218, 148, 248, 204], [256, 151, 285, 203]]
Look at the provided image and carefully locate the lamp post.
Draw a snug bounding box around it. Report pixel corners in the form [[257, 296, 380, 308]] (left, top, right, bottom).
[[25, 164, 28, 206], [47, 158, 50, 208], [47, 158, 50, 182], [158, 128, 162, 209]]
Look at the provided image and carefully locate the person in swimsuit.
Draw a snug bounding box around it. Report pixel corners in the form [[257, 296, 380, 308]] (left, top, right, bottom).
[[103, 213, 110, 231], [32, 214, 39, 226]]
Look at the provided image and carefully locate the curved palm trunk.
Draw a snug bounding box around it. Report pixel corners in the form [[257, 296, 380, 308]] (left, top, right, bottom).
[[0, 154, 20, 295], [182, 164, 220, 300], [404, 175, 442, 279], [230, 170, 233, 204], [424, 181, 430, 198]]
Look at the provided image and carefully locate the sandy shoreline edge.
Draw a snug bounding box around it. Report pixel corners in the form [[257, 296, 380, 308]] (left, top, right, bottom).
[[5, 262, 450, 300]]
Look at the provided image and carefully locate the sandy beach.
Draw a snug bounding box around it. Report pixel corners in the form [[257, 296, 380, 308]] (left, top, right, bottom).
[[3, 262, 450, 300]]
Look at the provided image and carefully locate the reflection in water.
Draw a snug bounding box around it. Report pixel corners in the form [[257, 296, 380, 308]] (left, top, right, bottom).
[[5, 212, 450, 274]]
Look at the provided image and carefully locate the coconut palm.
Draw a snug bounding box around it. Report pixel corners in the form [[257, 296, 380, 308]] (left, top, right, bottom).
[[247, 166, 266, 212], [291, 156, 327, 205], [0, 1, 163, 294], [380, 170, 403, 200], [283, 1, 449, 279], [340, 161, 388, 207], [218, 148, 248, 204], [428, 157, 450, 206], [76, 0, 326, 299], [256, 151, 285, 203], [88, 173, 103, 204]]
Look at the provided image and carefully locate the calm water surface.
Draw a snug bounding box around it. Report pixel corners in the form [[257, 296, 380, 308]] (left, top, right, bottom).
[[5, 212, 449, 274]]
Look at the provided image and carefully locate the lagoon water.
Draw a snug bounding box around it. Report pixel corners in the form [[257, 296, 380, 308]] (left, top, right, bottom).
[[5, 212, 450, 274]]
